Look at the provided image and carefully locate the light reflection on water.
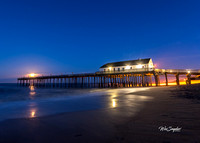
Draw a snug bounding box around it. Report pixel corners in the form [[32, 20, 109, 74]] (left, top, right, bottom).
[[26, 87, 153, 119], [112, 99, 116, 108], [29, 86, 37, 118], [106, 87, 152, 109], [0, 84, 154, 121], [29, 86, 35, 91], [31, 110, 36, 118], [29, 85, 36, 96], [28, 102, 37, 118]]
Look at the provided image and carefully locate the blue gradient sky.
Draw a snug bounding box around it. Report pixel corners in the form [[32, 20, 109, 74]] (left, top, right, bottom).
[[0, 0, 200, 82]]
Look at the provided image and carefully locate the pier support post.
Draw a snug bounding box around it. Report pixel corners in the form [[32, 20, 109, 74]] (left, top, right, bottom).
[[111, 76, 113, 87], [82, 77, 84, 87], [165, 73, 168, 86], [132, 75, 134, 87], [154, 74, 160, 86], [100, 76, 102, 88], [69, 78, 71, 88], [93, 76, 95, 88], [187, 74, 191, 85], [108, 76, 110, 87], [52, 78, 55, 87], [104, 76, 105, 88], [61, 78, 63, 88], [88, 77, 90, 88], [176, 74, 180, 85], [115, 75, 117, 87], [135, 75, 137, 86], [142, 74, 145, 87], [64, 78, 67, 87], [150, 75, 152, 86], [139, 75, 142, 87]]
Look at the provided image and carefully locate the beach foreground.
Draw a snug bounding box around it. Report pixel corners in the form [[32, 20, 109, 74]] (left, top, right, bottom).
[[0, 85, 200, 143]]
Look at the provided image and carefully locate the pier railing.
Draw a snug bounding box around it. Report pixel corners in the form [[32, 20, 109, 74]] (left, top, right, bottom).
[[155, 69, 200, 74]]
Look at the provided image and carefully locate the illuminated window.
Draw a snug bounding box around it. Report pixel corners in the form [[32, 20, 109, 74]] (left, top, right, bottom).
[[136, 65, 143, 68], [125, 65, 130, 69]]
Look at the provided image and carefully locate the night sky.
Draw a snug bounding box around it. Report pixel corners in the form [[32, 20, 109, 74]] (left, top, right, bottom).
[[0, 0, 200, 82]]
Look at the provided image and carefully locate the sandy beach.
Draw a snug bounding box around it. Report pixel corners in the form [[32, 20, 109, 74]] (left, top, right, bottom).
[[0, 85, 200, 143]]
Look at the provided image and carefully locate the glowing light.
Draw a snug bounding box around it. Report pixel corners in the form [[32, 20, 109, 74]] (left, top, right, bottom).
[[191, 80, 200, 84], [30, 91, 36, 96], [112, 99, 116, 108], [125, 65, 131, 69], [29, 85, 36, 96], [29, 73, 36, 77], [187, 70, 191, 74], [31, 111, 36, 118], [149, 64, 154, 68], [29, 85, 35, 91], [136, 64, 143, 68]]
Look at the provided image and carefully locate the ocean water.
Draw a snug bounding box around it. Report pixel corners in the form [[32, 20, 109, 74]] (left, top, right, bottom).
[[0, 83, 152, 121]]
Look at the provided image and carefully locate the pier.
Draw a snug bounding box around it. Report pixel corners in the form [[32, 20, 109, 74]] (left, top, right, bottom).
[[17, 69, 200, 88]]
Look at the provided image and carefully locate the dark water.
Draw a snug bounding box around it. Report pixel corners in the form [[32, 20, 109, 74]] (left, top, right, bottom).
[[0, 83, 99, 102], [0, 83, 152, 122]]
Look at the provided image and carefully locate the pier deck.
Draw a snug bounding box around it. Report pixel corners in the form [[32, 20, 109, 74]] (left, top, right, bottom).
[[17, 69, 200, 88]]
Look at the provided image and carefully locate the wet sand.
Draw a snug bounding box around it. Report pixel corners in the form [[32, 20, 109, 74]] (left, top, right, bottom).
[[0, 85, 200, 143]]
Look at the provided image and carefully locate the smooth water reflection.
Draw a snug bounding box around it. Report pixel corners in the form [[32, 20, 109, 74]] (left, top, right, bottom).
[[0, 85, 153, 121], [112, 99, 116, 108], [29, 86, 35, 91], [29, 85, 36, 96], [105, 87, 152, 109], [31, 110, 36, 118]]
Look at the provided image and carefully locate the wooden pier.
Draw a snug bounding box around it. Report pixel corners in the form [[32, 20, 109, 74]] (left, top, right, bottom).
[[17, 69, 200, 88]]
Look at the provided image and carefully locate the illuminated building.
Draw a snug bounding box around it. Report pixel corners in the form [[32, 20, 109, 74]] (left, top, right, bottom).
[[99, 58, 154, 72]]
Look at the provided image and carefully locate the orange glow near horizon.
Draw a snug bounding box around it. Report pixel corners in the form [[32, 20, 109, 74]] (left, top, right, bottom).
[[191, 80, 200, 84], [154, 80, 200, 86]]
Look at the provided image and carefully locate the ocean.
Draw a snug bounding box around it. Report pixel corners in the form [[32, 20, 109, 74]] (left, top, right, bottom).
[[0, 83, 151, 121]]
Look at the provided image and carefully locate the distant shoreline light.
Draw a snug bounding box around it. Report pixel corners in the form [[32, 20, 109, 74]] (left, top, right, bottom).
[[28, 73, 37, 77]]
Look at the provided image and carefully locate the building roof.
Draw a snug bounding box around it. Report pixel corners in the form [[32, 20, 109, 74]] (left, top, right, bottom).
[[100, 58, 151, 68]]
